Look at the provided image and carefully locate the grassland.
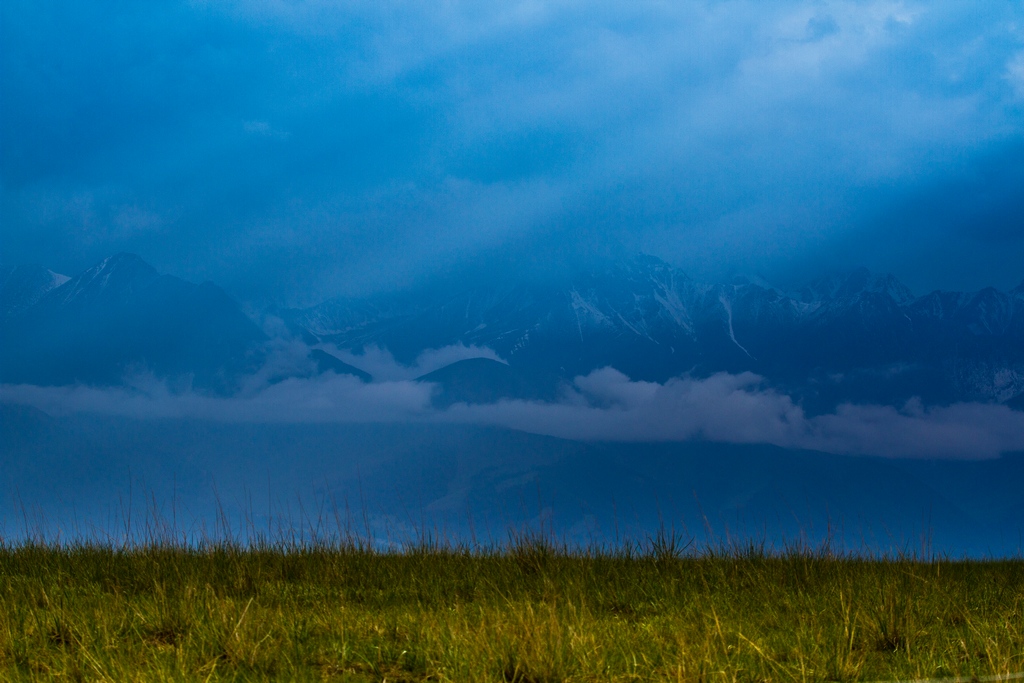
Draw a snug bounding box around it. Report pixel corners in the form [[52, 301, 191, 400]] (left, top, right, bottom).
[[1, 536, 1022, 682]]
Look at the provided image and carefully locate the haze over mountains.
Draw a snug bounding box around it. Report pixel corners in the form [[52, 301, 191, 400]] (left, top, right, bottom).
[[3, 252, 1023, 411], [3, 253, 1024, 554], [4, 407, 1023, 556]]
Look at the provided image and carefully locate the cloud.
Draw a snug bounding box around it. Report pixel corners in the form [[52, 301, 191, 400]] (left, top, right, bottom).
[[2, 1, 1023, 299], [444, 369, 1024, 458], [1008, 51, 1024, 99], [0, 374, 434, 423], [4, 366, 1023, 459], [444, 370, 806, 444], [802, 400, 1024, 459]]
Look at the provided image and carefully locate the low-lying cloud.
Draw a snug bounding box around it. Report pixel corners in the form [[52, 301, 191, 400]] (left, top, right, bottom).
[[448, 369, 1024, 459], [1, 374, 433, 423], [4, 364, 1023, 460]]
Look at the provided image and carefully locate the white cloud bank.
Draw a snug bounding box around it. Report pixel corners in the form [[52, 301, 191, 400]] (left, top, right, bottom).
[[447, 369, 1024, 459], [4, 365, 1023, 460]]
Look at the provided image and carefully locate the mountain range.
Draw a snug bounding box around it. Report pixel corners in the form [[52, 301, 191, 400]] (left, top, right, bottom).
[[280, 254, 1024, 409], [3, 253, 1023, 409], [4, 254, 1023, 551]]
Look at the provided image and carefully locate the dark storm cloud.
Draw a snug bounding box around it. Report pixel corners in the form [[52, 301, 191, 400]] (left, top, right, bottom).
[[2, 1, 1023, 302], [841, 142, 1024, 292]]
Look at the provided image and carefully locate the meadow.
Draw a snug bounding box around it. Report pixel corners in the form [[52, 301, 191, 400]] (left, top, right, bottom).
[[1, 531, 1022, 682]]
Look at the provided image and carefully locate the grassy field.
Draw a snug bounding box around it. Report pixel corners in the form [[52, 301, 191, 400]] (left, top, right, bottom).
[[1, 536, 1022, 682]]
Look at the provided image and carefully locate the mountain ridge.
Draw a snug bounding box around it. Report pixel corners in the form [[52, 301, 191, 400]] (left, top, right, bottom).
[[3, 253, 1023, 408], [282, 254, 1024, 407], [1, 254, 267, 392]]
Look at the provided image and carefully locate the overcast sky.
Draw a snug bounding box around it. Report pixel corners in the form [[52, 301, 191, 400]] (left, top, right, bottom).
[[2, 1, 1023, 304]]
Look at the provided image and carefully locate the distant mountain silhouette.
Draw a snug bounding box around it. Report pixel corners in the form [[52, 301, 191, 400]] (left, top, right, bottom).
[[0, 254, 267, 392], [309, 349, 372, 382]]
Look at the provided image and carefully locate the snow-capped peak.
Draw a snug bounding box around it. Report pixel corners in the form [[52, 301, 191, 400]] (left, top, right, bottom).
[[53, 253, 159, 307]]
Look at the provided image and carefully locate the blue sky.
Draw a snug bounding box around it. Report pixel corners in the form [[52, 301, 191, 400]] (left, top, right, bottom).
[[2, 0, 1023, 304]]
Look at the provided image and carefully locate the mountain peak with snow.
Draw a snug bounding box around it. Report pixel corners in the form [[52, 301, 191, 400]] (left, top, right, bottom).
[[0, 254, 267, 392], [3, 252, 1023, 406], [47, 253, 160, 309]]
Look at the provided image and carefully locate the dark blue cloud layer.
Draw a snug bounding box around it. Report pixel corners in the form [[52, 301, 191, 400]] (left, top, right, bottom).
[[2, 1, 1023, 303]]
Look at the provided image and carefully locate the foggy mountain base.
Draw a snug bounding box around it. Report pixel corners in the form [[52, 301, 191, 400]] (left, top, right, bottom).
[[3, 405, 1022, 557]]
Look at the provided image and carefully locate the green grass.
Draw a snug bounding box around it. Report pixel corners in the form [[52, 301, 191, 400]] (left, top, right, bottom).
[[1, 537, 1022, 682]]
